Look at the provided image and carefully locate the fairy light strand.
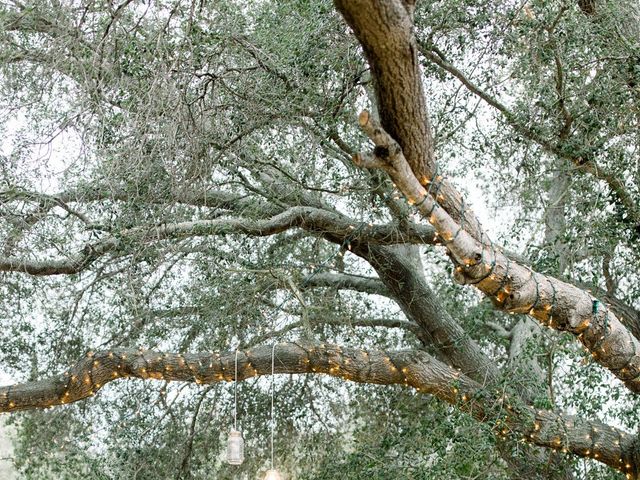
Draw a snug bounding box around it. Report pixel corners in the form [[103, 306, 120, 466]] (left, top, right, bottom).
[[490, 256, 511, 297], [525, 270, 542, 316]]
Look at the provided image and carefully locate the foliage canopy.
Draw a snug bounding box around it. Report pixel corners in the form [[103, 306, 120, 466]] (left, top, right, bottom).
[[0, 0, 639, 479]]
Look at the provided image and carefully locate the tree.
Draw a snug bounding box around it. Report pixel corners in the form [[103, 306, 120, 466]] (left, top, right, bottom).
[[0, 0, 639, 478]]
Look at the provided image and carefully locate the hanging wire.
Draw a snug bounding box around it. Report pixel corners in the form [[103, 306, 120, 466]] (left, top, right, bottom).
[[490, 256, 511, 296], [234, 350, 239, 430], [531, 271, 541, 311], [451, 197, 465, 242], [270, 343, 277, 470]]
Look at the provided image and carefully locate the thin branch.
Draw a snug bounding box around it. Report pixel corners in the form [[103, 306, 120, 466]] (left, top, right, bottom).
[[241, 316, 423, 348], [300, 272, 389, 297], [486, 321, 512, 339], [418, 41, 640, 230], [0, 185, 281, 216], [0, 207, 437, 275]]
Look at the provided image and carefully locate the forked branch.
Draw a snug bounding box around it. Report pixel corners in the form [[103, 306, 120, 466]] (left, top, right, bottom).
[[355, 110, 640, 393]]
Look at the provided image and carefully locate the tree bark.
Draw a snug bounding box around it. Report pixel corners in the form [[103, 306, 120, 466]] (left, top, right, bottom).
[[334, 0, 486, 241], [0, 342, 635, 476], [354, 110, 640, 393]]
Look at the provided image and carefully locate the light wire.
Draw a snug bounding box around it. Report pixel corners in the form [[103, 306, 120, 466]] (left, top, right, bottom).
[[270, 343, 276, 469], [234, 350, 239, 430]]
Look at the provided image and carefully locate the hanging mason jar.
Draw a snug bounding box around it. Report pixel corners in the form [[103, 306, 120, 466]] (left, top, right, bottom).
[[226, 428, 245, 465]]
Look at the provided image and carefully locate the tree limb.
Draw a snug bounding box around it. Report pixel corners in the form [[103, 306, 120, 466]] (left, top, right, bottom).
[[418, 40, 640, 231], [333, 0, 487, 241], [354, 243, 502, 386], [242, 317, 424, 348], [354, 110, 640, 393], [0, 207, 437, 275], [300, 272, 389, 297], [0, 342, 636, 475]]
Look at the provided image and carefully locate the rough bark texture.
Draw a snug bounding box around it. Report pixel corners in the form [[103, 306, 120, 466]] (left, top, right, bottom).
[[1, 1, 638, 478], [333, 0, 486, 241], [0, 343, 635, 476], [354, 110, 640, 394], [355, 243, 501, 385]]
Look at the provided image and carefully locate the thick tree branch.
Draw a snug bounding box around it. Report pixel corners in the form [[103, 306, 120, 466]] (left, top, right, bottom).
[[0, 342, 636, 475], [354, 243, 502, 386], [333, 0, 486, 241], [0, 186, 283, 256], [354, 111, 640, 393]]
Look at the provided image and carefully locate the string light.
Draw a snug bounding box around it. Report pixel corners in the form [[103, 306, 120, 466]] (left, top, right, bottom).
[[264, 470, 283, 480], [3, 345, 634, 475], [377, 147, 640, 466]]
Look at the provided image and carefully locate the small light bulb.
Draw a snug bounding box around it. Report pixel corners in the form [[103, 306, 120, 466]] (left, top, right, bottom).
[[264, 469, 283, 480]]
